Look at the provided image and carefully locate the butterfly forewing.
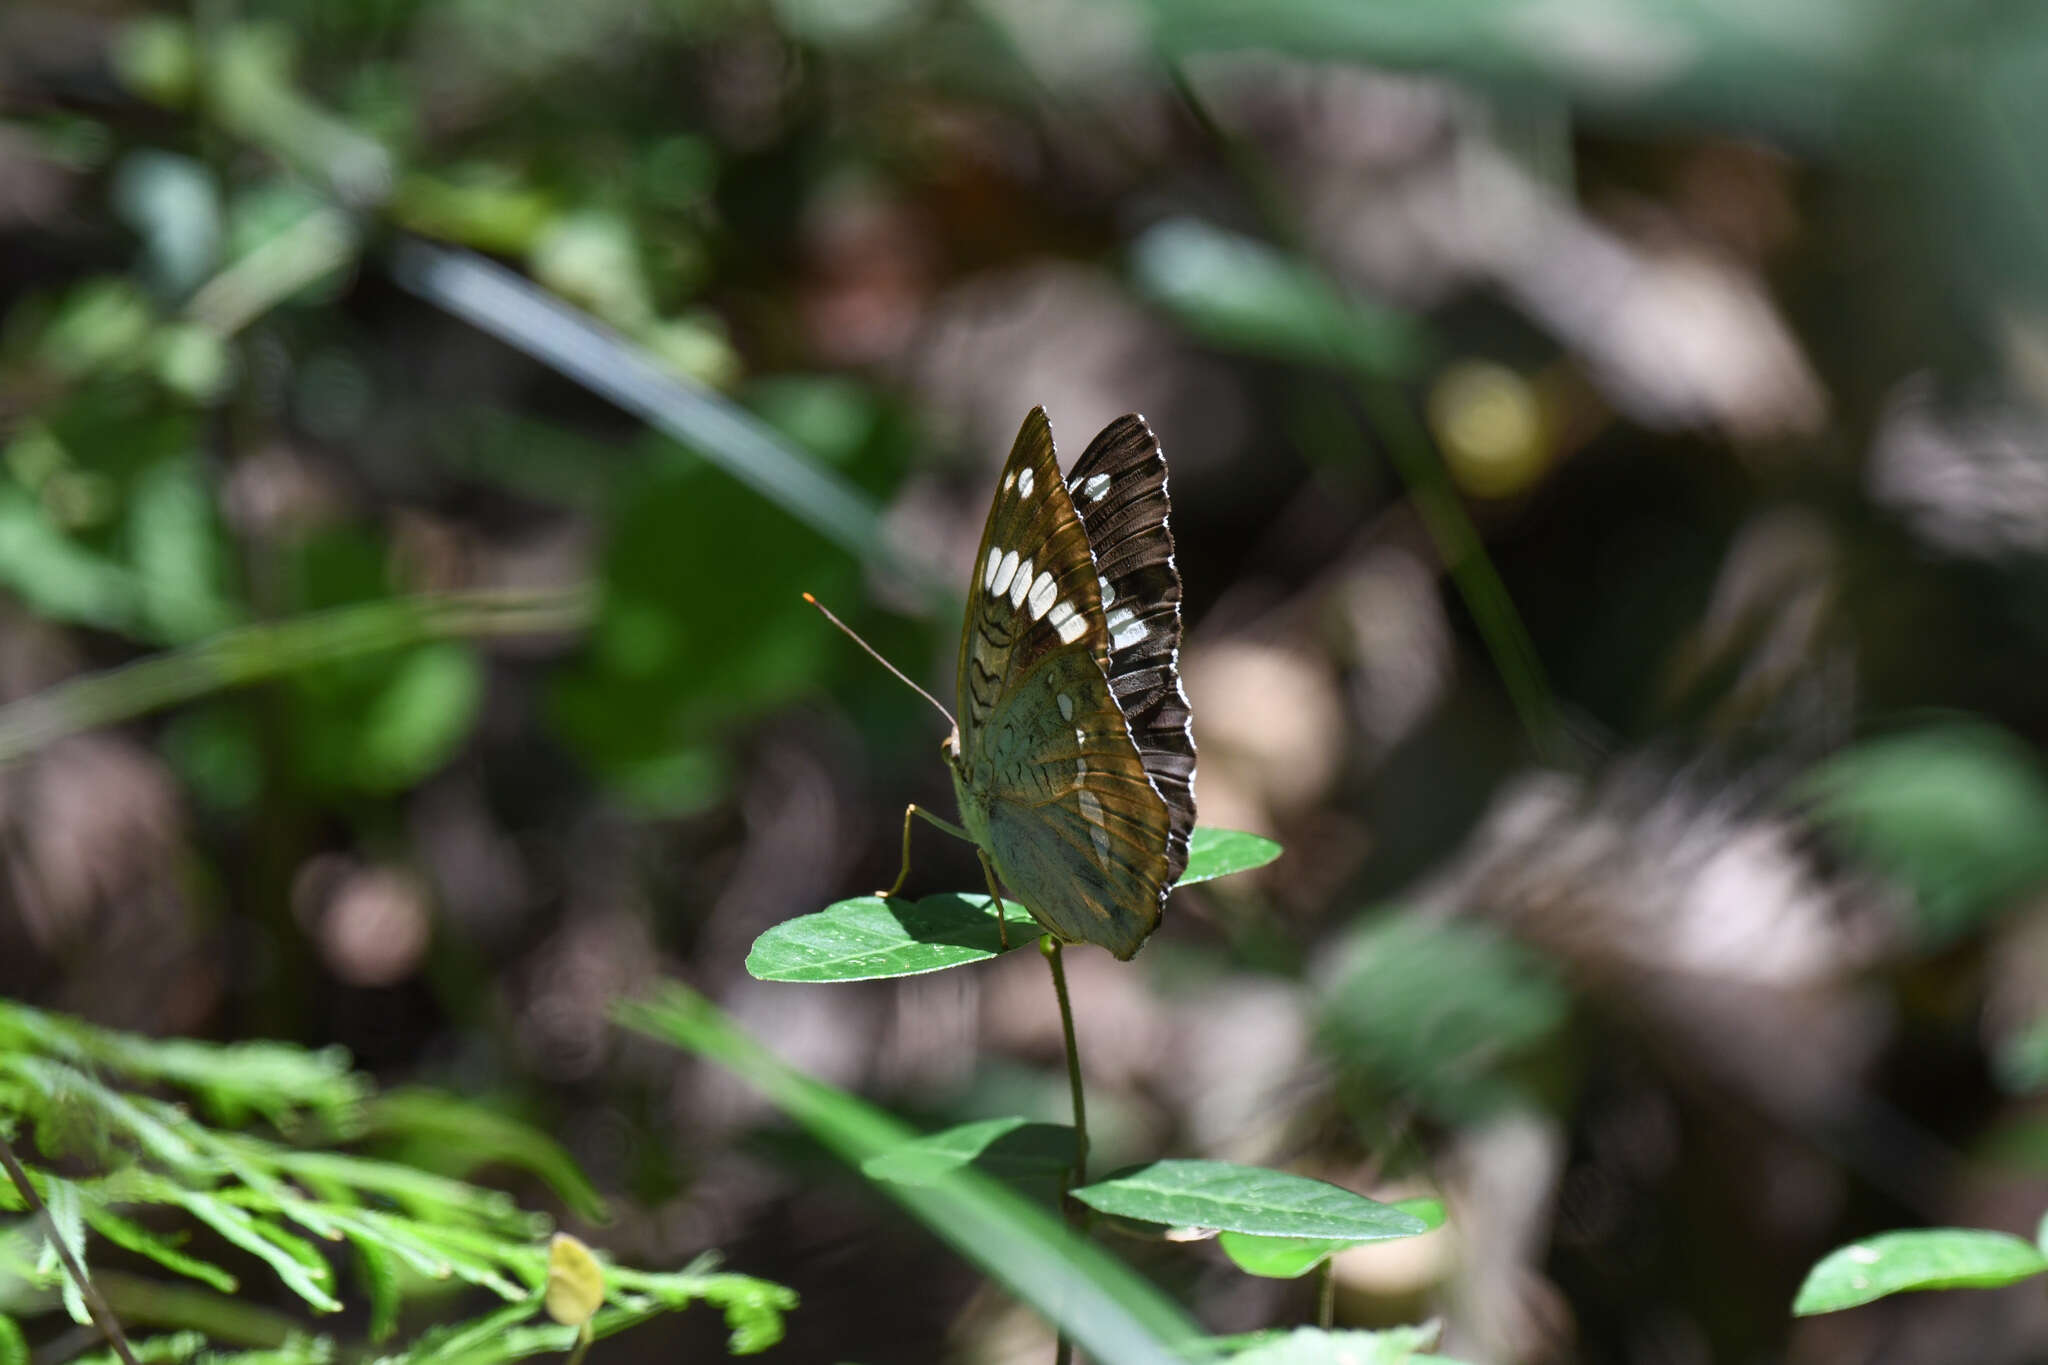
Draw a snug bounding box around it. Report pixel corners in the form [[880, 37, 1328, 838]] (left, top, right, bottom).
[[1066, 415, 1198, 885], [955, 407, 1111, 744]]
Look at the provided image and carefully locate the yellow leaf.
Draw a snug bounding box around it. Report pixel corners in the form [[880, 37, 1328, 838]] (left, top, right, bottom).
[[544, 1233, 605, 1327]]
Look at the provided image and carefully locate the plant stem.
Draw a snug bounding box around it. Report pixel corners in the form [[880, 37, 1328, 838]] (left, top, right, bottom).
[[0, 585, 593, 765], [1353, 382, 1568, 764], [564, 1322, 594, 1365], [1041, 935, 1089, 1365], [1317, 1257, 1336, 1330], [94, 1271, 300, 1349], [1040, 937, 1090, 1188], [0, 1134, 141, 1365]]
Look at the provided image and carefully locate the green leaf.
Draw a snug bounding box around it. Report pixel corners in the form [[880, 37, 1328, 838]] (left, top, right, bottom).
[[602, 1259, 796, 1357], [0, 1314, 25, 1365], [1132, 219, 1429, 378], [1798, 721, 2048, 943], [1793, 1229, 2048, 1314], [128, 457, 236, 644], [76, 1332, 211, 1365], [167, 1191, 342, 1313], [861, 1117, 1077, 1186], [353, 1233, 402, 1343], [40, 1177, 91, 1326], [366, 1090, 608, 1223], [1316, 916, 1568, 1123], [616, 986, 1203, 1363], [1070, 1161, 1429, 1239], [83, 1205, 238, 1292], [1215, 1199, 1442, 1280], [746, 894, 1039, 982], [1179, 828, 1283, 885], [352, 643, 483, 792], [748, 828, 1283, 982]]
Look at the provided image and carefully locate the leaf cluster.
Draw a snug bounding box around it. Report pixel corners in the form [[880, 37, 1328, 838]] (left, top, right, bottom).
[[0, 1001, 793, 1363]]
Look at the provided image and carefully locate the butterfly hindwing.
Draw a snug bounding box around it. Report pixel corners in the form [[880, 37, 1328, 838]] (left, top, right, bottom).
[[978, 649, 1170, 960], [1066, 415, 1197, 885]]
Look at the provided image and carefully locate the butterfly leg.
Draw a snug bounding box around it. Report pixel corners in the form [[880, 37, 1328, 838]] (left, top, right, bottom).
[[977, 848, 1010, 952], [878, 803, 977, 898]]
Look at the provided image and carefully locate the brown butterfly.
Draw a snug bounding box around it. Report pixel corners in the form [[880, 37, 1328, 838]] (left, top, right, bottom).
[[815, 408, 1195, 959]]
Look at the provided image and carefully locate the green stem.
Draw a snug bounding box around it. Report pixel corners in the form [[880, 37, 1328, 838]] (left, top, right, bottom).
[[1040, 937, 1089, 1188], [1317, 1257, 1336, 1330], [1041, 935, 1089, 1365], [1354, 383, 1567, 763], [0, 1135, 141, 1365], [0, 585, 593, 765], [94, 1272, 300, 1349], [564, 1321, 594, 1365]]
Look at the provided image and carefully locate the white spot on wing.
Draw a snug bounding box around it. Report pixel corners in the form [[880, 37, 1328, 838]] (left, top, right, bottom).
[[1077, 473, 1111, 503], [1077, 791, 1111, 858], [1057, 692, 1074, 720], [991, 549, 1020, 597], [1003, 470, 1016, 492], [1027, 571, 1056, 619], [1047, 600, 1075, 630], [1097, 574, 1115, 607], [1106, 604, 1147, 651], [1009, 556, 1033, 608], [1055, 613, 1086, 644], [1017, 466, 1035, 498], [984, 548, 1001, 590]]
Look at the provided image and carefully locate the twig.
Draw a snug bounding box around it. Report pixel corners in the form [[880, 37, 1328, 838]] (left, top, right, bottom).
[[0, 1133, 141, 1365]]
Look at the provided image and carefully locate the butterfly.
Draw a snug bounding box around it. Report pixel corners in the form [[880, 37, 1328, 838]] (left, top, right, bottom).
[[815, 407, 1196, 959]]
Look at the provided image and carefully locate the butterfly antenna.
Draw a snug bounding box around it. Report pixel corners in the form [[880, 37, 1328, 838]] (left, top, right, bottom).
[[803, 593, 957, 731]]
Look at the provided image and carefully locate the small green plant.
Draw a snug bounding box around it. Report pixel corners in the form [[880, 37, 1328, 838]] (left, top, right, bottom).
[[640, 827, 1466, 1363], [0, 1000, 795, 1364]]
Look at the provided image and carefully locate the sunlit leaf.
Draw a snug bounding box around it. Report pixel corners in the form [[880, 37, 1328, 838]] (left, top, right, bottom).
[[1793, 1229, 2048, 1314], [749, 829, 1286, 982], [1179, 828, 1283, 885], [1070, 1161, 1428, 1239], [746, 894, 1038, 982]]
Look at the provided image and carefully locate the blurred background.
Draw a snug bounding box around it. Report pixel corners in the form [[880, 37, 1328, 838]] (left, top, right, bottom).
[[7, 0, 2048, 1360]]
